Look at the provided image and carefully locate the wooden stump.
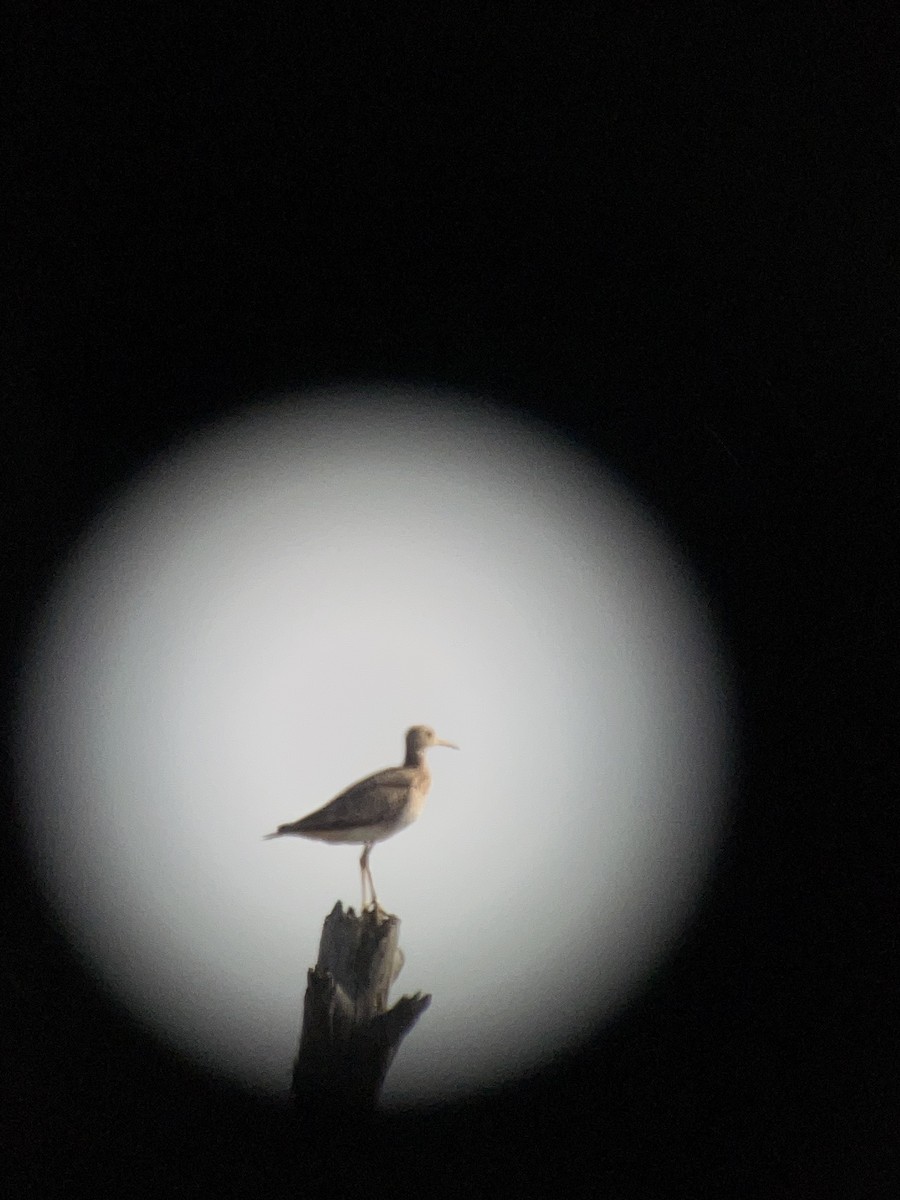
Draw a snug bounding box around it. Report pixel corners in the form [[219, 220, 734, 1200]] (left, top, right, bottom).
[[292, 902, 431, 1113]]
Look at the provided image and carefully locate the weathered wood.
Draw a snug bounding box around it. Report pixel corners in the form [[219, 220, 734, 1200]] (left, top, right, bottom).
[[292, 902, 431, 1112]]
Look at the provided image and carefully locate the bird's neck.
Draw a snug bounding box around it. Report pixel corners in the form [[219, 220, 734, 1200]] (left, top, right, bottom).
[[404, 747, 430, 770]]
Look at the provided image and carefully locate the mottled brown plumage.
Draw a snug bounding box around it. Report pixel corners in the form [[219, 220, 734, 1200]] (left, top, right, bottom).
[[265, 725, 458, 909]]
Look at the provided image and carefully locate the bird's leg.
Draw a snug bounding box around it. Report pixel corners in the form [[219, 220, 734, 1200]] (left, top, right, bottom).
[[366, 855, 379, 911], [359, 842, 379, 912], [359, 843, 374, 912]]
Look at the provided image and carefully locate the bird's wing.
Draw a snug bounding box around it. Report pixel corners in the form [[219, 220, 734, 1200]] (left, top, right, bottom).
[[284, 767, 413, 834]]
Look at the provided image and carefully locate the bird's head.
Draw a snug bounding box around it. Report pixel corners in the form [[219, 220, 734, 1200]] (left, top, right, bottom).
[[406, 725, 459, 754]]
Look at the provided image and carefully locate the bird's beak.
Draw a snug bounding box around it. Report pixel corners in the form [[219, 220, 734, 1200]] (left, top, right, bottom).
[[437, 738, 459, 750]]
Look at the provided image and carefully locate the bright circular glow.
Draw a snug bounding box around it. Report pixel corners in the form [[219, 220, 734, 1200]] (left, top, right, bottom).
[[16, 385, 733, 1105]]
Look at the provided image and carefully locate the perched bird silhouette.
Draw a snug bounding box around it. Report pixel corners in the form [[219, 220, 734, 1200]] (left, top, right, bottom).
[[264, 725, 458, 910]]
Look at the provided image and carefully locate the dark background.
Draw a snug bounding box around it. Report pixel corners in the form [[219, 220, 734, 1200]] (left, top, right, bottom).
[[3, 6, 896, 1196]]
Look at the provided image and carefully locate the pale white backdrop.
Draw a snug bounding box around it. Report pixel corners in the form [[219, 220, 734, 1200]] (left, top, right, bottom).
[[17, 386, 734, 1105]]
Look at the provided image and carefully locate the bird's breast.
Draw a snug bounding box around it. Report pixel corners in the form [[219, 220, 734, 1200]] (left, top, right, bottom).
[[396, 784, 429, 828]]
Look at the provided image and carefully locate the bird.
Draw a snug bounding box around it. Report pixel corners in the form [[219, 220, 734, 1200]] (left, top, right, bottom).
[[264, 725, 458, 911]]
